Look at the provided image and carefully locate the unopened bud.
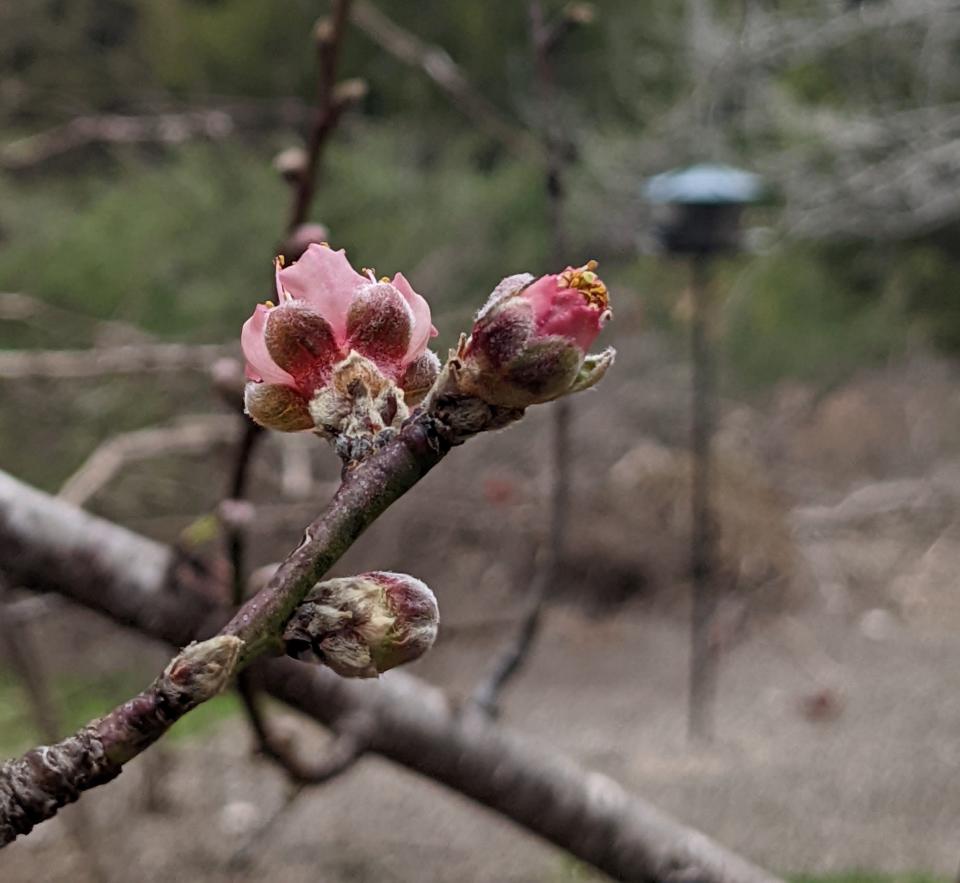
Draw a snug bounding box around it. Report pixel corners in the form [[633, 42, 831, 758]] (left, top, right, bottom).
[[283, 571, 439, 678], [564, 2, 596, 25], [165, 636, 243, 704], [400, 350, 441, 405], [333, 78, 369, 106], [313, 17, 334, 46], [273, 146, 308, 184], [244, 382, 314, 432]]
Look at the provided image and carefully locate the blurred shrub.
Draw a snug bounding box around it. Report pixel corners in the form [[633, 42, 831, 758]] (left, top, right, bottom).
[[723, 245, 912, 388], [0, 131, 551, 343]]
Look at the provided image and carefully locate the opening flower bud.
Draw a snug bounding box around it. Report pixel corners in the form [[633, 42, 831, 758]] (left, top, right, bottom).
[[458, 261, 613, 408], [283, 571, 439, 678]]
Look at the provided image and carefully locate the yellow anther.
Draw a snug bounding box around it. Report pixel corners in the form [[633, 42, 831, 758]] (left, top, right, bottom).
[[380, 276, 391, 283], [559, 260, 608, 310]]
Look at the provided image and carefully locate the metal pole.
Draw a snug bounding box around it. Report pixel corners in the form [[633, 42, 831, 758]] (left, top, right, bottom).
[[688, 252, 718, 743]]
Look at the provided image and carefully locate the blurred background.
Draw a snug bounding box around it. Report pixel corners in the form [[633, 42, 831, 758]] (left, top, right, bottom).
[[2, 1, 960, 881]]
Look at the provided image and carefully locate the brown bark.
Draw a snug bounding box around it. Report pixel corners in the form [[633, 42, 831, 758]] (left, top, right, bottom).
[[0, 468, 781, 882]]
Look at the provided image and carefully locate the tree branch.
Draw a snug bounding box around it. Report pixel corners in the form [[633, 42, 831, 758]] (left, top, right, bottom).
[[0, 384, 517, 843], [0, 467, 781, 883], [58, 416, 236, 508], [0, 102, 309, 171], [469, 0, 579, 718], [350, 0, 543, 161], [0, 342, 233, 380]]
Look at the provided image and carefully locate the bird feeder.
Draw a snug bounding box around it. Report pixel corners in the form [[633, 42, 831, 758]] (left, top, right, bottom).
[[644, 163, 763, 255]]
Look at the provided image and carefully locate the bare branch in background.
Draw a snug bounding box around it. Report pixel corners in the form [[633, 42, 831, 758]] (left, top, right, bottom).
[[350, 0, 543, 161], [224, 0, 366, 788], [0, 101, 309, 171], [236, 671, 369, 786], [57, 417, 236, 508], [0, 468, 782, 883], [469, 0, 585, 719], [0, 342, 233, 380]]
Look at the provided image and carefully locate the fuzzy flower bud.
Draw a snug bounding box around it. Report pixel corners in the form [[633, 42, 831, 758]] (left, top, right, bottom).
[[457, 261, 614, 409], [283, 571, 439, 679], [241, 244, 439, 444]]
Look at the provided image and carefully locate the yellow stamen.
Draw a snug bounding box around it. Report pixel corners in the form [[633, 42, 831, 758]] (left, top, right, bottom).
[[263, 300, 275, 308], [380, 276, 391, 283], [559, 260, 608, 310]]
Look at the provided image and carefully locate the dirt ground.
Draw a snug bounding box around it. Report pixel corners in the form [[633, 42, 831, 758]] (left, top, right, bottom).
[[4, 318, 960, 881]]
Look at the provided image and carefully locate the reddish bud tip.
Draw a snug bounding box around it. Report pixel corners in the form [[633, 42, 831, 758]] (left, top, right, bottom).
[[283, 571, 439, 678]]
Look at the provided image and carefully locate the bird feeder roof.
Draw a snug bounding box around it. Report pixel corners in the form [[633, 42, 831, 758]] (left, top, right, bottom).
[[644, 163, 763, 206]]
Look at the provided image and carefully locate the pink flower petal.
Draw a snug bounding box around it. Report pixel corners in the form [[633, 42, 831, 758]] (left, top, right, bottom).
[[276, 244, 368, 344], [241, 304, 296, 386], [523, 273, 605, 352], [391, 272, 438, 364]]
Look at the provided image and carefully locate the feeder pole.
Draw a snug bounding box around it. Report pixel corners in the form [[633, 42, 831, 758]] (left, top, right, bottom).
[[688, 251, 718, 743]]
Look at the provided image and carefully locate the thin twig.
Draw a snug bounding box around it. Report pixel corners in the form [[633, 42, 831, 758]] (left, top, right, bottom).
[[0, 384, 520, 843], [288, 0, 356, 232], [350, 0, 543, 161], [0, 342, 233, 380], [0, 102, 309, 171], [468, 0, 582, 718], [0, 467, 784, 883], [227, 0, 362, 784], [236, 670, 368, 786], [58, 417, 236, 508]]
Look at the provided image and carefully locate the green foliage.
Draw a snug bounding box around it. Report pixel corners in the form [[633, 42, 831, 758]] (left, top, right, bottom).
[[0, 132, 552, 343], [723, 246, 913, 388], [0, 145, 286, 341]]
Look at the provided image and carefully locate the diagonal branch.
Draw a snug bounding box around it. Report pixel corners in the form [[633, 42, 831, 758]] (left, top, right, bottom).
[[0, 467, 781, 883], [0, 389, 515, 843], [0, 342, 233, 381], [350, 0, 543, 161]]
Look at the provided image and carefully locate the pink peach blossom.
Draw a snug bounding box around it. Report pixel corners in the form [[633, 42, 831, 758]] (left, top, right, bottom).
[[241, 244, 438, 420]]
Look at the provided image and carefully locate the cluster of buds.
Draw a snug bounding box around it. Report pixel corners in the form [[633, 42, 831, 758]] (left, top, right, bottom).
[[242, 248, 614, 680], [454, 261, 614, 409], [283, 571, 439, 678], [241, 243, 440, 445]]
